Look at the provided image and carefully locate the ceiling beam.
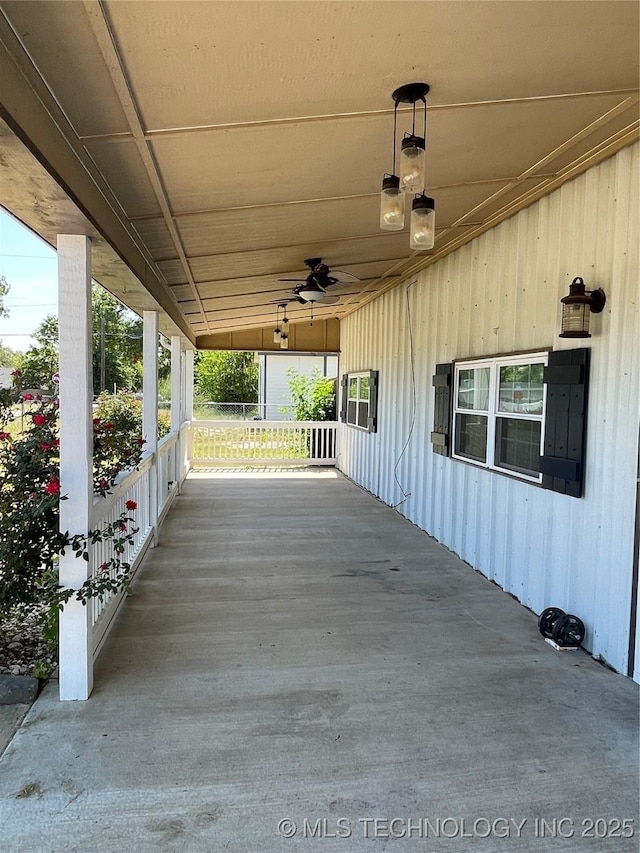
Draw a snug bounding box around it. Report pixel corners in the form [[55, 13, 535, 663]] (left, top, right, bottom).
[[78, 88, 640, 143]]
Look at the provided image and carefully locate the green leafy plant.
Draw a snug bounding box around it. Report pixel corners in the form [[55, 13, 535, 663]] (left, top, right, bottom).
[[286, 366, 337, 421]]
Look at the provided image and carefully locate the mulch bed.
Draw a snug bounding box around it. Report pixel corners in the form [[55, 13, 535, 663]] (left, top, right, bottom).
[[0, 605, 56, 678]]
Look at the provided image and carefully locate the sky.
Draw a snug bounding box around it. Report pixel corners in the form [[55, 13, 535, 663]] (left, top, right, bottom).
[[0, 208, 58, 352]]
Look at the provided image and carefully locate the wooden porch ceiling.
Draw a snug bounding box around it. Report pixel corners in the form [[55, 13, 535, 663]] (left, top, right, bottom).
[[0, 1, 638, 350]]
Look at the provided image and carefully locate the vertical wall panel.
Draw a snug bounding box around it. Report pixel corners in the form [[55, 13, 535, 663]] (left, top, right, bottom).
[[338, 143, 639, 676]]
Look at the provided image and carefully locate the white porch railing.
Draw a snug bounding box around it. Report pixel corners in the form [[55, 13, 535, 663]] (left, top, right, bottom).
[[191, 419, 337, 466], [88, 421, 191, 657]]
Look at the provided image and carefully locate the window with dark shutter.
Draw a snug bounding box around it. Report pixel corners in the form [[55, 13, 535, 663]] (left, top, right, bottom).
[[339, 374, 348, 422], [367, 370, 379, 433], [540, 348, 590, 498], [431, 362, 452, 456], [341, 370, 379, 433]]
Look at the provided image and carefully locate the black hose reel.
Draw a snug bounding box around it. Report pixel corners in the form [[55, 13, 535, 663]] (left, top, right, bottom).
[[538, 607, 585, 648]]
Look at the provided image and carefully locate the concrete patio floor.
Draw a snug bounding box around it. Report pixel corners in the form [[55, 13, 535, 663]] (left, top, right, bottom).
[[1, 469, 638, 852]]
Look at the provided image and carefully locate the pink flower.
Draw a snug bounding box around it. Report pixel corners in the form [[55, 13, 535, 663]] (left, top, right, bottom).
[[40, 442, 53, 452], [92, 418, 101, 426], [23, 393, 34, 401], [135, 438, 145, 446], [125, 499, 137, 511], [97, 562, 110, 573], [0, 431, 10, 441], [103, 423, 114, 430], [11, 368, 21, 376], [45, 477, 60, 495], [32, 413, 47, 426], [118, 522, 127, 532], [98, 479, 109, 490]]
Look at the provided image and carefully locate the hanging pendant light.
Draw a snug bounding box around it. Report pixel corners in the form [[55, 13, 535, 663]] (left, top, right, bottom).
[[379, 83, 434, 248], [273, 303, 282, 344], [410, 194, 436, 250], [393, 83, 428, 193], [380, 174, 405, 230], [280, 316, 289, 349]]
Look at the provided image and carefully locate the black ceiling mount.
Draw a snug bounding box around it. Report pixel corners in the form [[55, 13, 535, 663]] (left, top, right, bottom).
[[392, 82, 430, 106]]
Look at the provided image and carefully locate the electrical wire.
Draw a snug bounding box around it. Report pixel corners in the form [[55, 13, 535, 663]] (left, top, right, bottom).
[[392, 278, 419, 508]]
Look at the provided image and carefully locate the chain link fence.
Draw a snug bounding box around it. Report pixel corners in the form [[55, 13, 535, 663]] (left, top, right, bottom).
[[192, 402, 294, 421]]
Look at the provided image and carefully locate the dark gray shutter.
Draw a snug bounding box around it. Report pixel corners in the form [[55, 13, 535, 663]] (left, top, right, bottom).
[[540, 348, 590, 498], [367, 370, 379, 432], [431, 362, 453, 456], [339, 374, 348, 422]]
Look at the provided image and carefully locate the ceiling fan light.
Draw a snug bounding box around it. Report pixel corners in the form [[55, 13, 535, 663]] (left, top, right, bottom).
[[380, 174, 405, 231], [400, 134, 426, 193], [410, 194, 435, 251], [296, 282, 327, 302]]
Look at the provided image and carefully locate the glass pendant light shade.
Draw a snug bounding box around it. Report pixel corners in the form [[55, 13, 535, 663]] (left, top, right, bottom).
[[280, 332, 289, 350], [380, 175, 405, 230], [410, 195, 435, 250], [273, 327, 281, 344], [400, 135, 426, 193]]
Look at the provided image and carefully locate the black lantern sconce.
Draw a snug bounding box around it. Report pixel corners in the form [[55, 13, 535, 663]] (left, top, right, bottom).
[[379, 82, 435, 251], [559, 277, 606, 338]]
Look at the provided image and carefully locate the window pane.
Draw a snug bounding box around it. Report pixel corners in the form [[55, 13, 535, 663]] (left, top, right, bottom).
[[347, 400, 357, 424], [495, 417, 541, 475], [357, 401, 369, 428], [498, 363, 544, 414], [454, 413, 488, 462], [457, 367, 490, 411], [348, 377, 358, 400], [359, 375, 370, 400]]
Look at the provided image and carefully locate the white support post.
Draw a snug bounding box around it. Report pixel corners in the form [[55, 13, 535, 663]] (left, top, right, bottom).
[[143, 311, 159, 543], [170, 335, 182, 488], [58, 235, 93, 701], [184, 349, 195, 466]]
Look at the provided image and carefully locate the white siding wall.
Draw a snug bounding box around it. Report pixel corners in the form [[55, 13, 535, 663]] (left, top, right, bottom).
[[338, 144, 640, 677]]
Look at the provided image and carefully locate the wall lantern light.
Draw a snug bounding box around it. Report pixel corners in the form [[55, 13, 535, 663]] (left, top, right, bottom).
[[559, 277, 606, 338], [380, 82, 435, 251]]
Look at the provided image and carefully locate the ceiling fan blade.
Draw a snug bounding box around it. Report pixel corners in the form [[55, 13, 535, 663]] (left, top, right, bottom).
[[279, 278, 305, 282], [330, 270, 360, 283]]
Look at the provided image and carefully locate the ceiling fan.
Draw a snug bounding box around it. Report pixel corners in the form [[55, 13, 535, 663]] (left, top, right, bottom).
[[274, 257, 360, 305]]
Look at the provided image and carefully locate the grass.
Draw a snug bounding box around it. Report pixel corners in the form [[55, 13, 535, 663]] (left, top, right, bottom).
[[192, 425, 311, 461]]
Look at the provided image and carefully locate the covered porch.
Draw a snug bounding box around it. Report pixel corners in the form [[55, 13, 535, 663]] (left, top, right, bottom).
[[0, 468, 638, 851]]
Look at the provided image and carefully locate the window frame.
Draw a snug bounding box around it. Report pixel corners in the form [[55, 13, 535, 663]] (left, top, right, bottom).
[[343, 371, 375, 431], [451, 351, 548, 483]]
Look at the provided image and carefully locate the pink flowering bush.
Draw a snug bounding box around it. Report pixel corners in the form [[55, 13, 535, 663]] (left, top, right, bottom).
[[0, 372, 144, 621]]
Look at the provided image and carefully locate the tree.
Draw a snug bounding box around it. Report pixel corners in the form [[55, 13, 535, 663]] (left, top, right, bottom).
[[18, 286, 152, 392], [0, 343, 21, 368], [286, 366, 336, 421], [19, 315, 59, 390], [0, 275, 9, 319], [91, 285, 143, 392], [194, 351, 258, 402]]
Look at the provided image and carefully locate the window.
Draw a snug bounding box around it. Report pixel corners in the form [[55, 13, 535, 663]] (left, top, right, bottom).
[[452, 353, 547, 482], [340, 371, 379, 432]]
